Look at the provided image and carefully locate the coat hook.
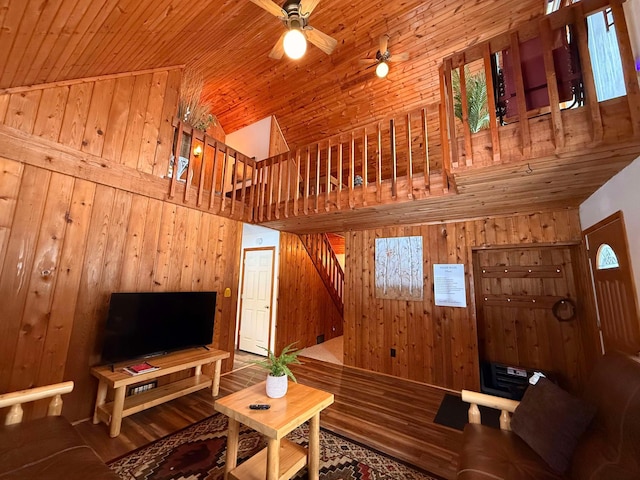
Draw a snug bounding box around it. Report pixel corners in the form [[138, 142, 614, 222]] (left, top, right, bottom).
[[526, 163, 533, 174]]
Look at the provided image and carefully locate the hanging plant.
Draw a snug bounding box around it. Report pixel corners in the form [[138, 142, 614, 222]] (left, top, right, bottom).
[[178, 68, 218, 132], [452, 66, 490, 133]]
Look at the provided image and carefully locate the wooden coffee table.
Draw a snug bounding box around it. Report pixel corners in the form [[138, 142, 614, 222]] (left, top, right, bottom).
[[214, 381, 334, 480]]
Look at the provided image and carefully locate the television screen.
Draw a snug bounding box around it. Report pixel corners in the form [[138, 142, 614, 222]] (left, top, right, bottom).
[[100, 291, 217, 364]]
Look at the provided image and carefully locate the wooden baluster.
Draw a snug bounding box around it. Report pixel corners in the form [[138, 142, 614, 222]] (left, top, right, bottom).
[[444, 59, 459, 166], [184, 126, 195, 204], [609, 0, 640, 135], [337, 141, 343, 210], [540, 17, 565, 150], [349, 132, 355, 209], [458, 59, 474, 166], [230, 150, 239, 216], [325, 141, 331, 212], [573, 4, 603, 143], [196, 138, 208, 207], [482, 43, 502, 163], [218, 146, 228, 214], [439, 65, 452, 192], [376, 123, 382, 203], [294, 149, 301, 216], [421, 108, 430, 192], [259, 162, 267, 222], [240, 155, 248, 219], [362, 128, 368, 205], [275, 154, 283, 220], [314, 145, 321, 213], [510, 31, 532, 157], [209, 141, 219, 210], [285, 152, 291, 218], [406, 113, 414, 198], [390, 118, 397, 199], [254, 162, 261, 222], [248, 159, 257, 222], [169, 122, 184, 199], [439, 102, 451, 192], [304, 146, 311, 215], [267, 158, 275, 220]]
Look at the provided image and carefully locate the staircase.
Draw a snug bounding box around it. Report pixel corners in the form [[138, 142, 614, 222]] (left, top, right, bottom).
[[299, 233, 344, 315]]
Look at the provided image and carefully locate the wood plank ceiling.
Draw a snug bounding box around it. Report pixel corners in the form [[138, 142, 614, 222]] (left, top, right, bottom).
[[0, 0, 545, 148]]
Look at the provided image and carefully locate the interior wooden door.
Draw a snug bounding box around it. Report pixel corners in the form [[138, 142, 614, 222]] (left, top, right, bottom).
[[474, 245, 585, 390], [237, 247, 275, 356], [584, 211, 640, 355]]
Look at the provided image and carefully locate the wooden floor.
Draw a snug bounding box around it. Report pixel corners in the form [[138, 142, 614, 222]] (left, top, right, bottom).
[[74, 358, 462, 479]]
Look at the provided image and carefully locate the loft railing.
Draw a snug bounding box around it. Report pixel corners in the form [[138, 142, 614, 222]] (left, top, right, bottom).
[[168, 120, 257, 220], [167, 0, 639, 225], [251, 104, 450, 223], [299, 233, 344, 314], [439, 0, 640, 169]]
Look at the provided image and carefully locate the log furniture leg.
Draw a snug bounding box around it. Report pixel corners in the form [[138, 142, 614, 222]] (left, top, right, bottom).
[[109, 386, 126, 438], [266, 438, 280, 480], [309, 413, 320, 480], [93, 381, 108, 424], [224, 418, 239, 480], [212, 359, 222, 396]]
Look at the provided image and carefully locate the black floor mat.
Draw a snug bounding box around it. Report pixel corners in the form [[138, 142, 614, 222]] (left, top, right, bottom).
[[433, 393, 501, 431]]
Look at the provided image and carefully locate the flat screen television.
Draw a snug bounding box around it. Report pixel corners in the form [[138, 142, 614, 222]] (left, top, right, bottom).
[[100, 291, 217, 365]]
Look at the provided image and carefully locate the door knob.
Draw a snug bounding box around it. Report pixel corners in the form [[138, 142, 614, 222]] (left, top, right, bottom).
[[265, 305, 270, 309]]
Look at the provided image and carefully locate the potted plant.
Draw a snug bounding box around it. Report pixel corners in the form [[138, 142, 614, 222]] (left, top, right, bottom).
[[257, 342, 302, 398]]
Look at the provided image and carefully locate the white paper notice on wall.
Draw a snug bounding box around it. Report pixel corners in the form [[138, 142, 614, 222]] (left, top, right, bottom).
[[433, 264, 467, 307]]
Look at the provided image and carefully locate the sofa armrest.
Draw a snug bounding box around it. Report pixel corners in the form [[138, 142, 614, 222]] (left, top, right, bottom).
[[461, 390, 520, 431], [0, 381, 74, 425]]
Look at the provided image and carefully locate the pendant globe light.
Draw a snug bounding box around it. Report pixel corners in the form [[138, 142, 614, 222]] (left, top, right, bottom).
[[375, 61, 389, 78], [283, 28, 307, 59]]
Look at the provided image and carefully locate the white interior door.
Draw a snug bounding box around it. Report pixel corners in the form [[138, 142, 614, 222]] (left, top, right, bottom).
[[238, 248, 275, 355]]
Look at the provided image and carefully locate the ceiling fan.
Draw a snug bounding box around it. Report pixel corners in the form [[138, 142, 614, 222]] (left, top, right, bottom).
[[249, 0, 338, 60], [361, 34, 410, 78]]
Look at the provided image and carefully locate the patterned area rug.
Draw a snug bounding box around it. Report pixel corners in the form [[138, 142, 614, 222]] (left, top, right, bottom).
[[108, 413, 439, 480]]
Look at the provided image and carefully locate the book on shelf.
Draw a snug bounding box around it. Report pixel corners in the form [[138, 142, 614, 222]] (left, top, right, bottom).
[[123, 361, 160, 376]]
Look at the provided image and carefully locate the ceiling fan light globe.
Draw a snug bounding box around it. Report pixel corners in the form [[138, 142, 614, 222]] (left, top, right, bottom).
[[283, 29, 307, 59], [376, 61, 389, 78]]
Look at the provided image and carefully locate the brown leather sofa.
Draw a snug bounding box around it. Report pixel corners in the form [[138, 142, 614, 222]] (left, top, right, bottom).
[[457, 352, 640, 480], [0, 382, 119, 480]]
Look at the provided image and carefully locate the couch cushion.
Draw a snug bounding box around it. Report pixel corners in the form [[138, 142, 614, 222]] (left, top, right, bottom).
[[0, 416, 119, 480], [457, 424, 567, 480], [571, 352, 640, 480], [510, 378, 595, 473]]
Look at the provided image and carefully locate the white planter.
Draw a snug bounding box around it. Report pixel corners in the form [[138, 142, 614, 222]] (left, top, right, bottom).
[[266, 374, 288, 398]]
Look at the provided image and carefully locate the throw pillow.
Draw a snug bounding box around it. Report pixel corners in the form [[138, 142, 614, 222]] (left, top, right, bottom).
[[510, 378, 596, 473]]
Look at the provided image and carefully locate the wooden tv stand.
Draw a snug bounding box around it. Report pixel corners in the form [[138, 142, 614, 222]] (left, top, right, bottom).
[[90, 347, 229, 437]]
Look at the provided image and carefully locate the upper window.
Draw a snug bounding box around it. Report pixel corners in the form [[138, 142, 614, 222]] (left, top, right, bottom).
[[596, 243, 620, 270]]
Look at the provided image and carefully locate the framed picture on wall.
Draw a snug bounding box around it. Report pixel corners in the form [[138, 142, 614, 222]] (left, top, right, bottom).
[[374, 236, 423, 301]]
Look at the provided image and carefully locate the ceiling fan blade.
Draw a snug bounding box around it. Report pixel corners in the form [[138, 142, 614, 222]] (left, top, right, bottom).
[[249, 0, 286, 18], [269, 31, 287, 60], [359, 58, 374, 65], [305, 27, 338, 55], [388, 52, 409, 62], [379, 34, 389, 54], [299, 0, 321, 15]]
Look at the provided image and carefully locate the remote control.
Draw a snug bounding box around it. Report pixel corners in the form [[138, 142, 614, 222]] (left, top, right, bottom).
[[249, 404, 271, 410]]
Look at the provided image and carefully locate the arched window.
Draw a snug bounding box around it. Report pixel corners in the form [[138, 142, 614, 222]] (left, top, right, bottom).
[[596, 243, 620, 270]]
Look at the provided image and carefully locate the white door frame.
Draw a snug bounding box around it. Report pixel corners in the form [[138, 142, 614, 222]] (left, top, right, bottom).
[[237, 246, 276, 354]]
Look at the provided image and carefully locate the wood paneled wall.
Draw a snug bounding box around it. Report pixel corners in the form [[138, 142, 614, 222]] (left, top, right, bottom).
[[0, 69, 243, 422], [275, 233, 343, 352], [343, 210, 589, 391], [0, 67, 181, 177]]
